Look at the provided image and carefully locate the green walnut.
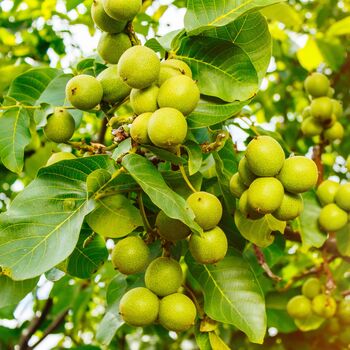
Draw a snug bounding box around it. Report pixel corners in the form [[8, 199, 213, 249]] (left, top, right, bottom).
[[118, 45, 160, 89], [332, 99, 343, 118], [286, 295, 312, 319], [337, 299, 350, 324], [277, 156, 318, 193], [316, 180, 340, 206], [145, 257, 183, 297], [310, 97, 334, 123], [238, 190, 264, 220], [155, 211, 191, 241], [272, 192, 303, 221], [158, 59, 192, 86], [44, 108, 75, 143], [91, 0, 126, 33], [130, 84, 159, 115], [247, 178, 284, 214], [119, 287, 159, 327], [335, 183, 350, 211], [304, 72, 330, 98], [302, 106, 311, 119], [46, 152, 76, 166], [157, 75, 200, 116], [339, 328, 350, 345], [319, 203, 348, 232], [301, 117, 323, 137], [229, 173, 247, 198], [312, 294, 337, 319], [147, 108, 187, 148], [323, 122, 344, 142], [158, 293, 197, 332], [111, 236, 150, 275], [103, 0, 141, 21], [130, 112, 152, 144], [97, 32, 131, 64], [328, 87, 335, 97], [189, 226, 228, 264], [66, 74, 103, 110], [238, 156, 256, 187], [245, 136, 285, 177], [97, 65, 131, 103], [302, 277, 322, 299], [186, 191, 223, 230]]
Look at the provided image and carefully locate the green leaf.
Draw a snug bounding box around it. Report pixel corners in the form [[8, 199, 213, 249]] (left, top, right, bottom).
[[6, 67, 61, 106], [184, 0, 283, 35], [0, 155, 114, 280], [209, 332, 231, 349], [111, 138, 132, 161], [296, 191, 327, 249], [188, 99, 246, 128], [66, 0, 85, 11], [336, 223, 350, 257], [235, 211, 285, 247], [174, 36, 258, 102], [195, 329, 211, 350], [183, 141, 203, 175], [86, 194, 143, 238], [146, 145, 187, 165], [122, 154, 202, 234], [0, 107, 31, 173], [66, 225, 108, 279], [86, 169, 112, 194], [202, 12, 271, 83], [261, 3, 302, 31], [213, 139, 238, 213], [186, 249, 266, 343], [327, 16, 350, 36], [0, 275, 38, 308]]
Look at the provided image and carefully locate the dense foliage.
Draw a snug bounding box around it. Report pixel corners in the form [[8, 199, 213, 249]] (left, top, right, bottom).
[[0, 1, 350, 349]]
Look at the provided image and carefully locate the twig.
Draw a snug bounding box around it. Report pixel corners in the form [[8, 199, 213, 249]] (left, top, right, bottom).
[[137, 192, 153, 233], [279, 256, 337, 292], [322, 248, 336, 293], [29, 309, 69, 349], [18, 298, 54, 350], [312, 144, 324, 186], [201, 131, 230, 154], [177, 147, 197, 193], [341, 290, 350, 297], [97, 117, 108, 144], [183, 284, 205, 318], [253, 245, 282, 282]]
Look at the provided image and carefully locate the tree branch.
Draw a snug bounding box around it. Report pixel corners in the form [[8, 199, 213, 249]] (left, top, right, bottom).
[[253, 244, 282, 282], [29, 309, 69, 349], [18, 298, 54, 350], [97, 117, 108, 144]]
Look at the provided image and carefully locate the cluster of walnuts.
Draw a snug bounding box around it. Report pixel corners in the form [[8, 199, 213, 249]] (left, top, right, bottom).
[[316, 179, 350, 232], [301, 72, 344, 142], [230, 135, 318, 222], [112, 190, 228, 331], [287, 278, 350, 344]]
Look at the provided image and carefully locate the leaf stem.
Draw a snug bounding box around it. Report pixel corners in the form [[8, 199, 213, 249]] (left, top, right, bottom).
[[183, 283, 205, 318], [177, 147, 197, 193], [137, 192, 153, 232]]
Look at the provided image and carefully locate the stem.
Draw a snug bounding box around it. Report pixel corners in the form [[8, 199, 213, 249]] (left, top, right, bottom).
[[237, 116, 260, 136], [183, 284, 205, 318], [322, 248, 336, 293], [18, 298, 54, 350], [97, 117, 108, 144], [106, 96, 130, 116], [0, 105, 41, 110], [126, 22, 141, 46], [30, 309, 69, 349], [312, 144, 325, 186], [177, 147, 197, 193], [137, 192, 153, 232], [253, 244, 282, 282]]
